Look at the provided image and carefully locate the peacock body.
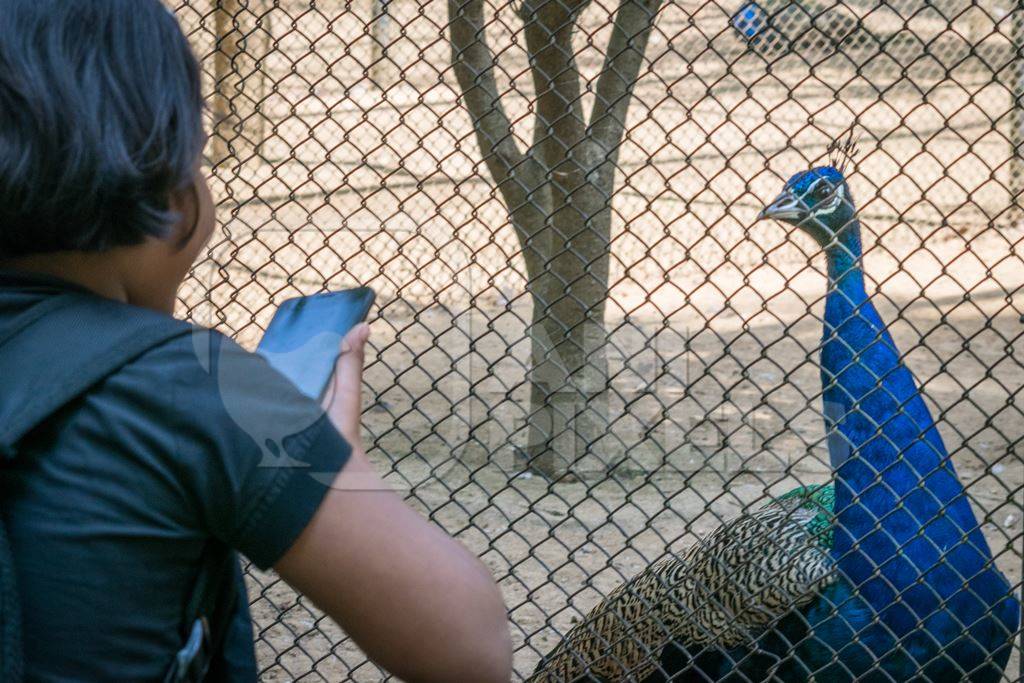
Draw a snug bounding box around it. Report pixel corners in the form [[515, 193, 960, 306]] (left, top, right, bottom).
[[530, 160, 1020, 682]]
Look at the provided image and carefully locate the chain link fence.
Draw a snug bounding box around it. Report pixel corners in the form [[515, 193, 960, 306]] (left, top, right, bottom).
[[170, 0, 1022, 679]]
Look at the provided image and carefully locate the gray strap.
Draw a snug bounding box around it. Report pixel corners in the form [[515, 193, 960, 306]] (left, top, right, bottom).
[[0, 294, 191, 455]]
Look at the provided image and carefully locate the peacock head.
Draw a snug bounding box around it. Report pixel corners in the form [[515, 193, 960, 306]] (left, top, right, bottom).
[[758, 166, 858, 250]]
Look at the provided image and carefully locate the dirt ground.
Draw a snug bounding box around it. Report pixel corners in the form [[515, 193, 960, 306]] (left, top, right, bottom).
[[171, 0, 1023, 679]]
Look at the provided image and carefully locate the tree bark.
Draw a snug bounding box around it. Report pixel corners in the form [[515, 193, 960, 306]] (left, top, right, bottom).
[[449, 0, 662, 477]]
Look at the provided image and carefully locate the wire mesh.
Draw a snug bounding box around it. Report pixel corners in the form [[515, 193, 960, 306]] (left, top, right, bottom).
[[170, 0, 1022, 679]]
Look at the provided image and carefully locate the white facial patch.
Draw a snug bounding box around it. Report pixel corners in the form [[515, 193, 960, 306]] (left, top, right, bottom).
[[801, 180, 845, 218]]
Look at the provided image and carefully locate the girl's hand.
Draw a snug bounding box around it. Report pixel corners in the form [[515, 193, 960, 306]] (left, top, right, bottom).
[[321, 322, 371, 450]]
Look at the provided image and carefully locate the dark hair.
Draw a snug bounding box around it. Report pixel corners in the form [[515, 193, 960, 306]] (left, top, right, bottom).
[[0, 0, 204, 257]]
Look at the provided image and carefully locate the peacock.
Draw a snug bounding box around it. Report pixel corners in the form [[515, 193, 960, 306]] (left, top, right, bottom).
[[529, 146, 1020, 682]]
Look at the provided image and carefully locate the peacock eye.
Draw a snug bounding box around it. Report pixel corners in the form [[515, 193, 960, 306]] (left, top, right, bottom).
[[813, 182, 832, 200]]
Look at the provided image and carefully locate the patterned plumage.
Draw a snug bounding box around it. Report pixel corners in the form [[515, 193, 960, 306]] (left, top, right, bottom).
[[529, 486, 836, 683], [531, 156, 1019, 682]]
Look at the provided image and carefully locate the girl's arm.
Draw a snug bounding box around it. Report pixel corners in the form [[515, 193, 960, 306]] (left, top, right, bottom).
[[274, 324, 513, 683]]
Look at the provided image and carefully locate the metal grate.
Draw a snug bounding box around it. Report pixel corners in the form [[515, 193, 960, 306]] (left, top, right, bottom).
[[171, 0, 1022, 679]]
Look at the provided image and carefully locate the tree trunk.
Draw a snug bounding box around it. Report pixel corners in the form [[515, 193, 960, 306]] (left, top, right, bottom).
[[449, 0, 661, 477], [515, 0, 611, 477], [524, 260, 611, 477], [524, 0, 661, 478], [523, 172, 614, 477]]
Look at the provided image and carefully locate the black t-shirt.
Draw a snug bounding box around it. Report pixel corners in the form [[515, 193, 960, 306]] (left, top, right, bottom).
[[0, 275, 352, 681]]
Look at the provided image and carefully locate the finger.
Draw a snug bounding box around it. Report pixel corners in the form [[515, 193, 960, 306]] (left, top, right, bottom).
[[327, 322, 370, 441]]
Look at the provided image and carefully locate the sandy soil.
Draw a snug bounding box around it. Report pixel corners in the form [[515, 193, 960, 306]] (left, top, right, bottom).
[[170, 0, 1024, 679]]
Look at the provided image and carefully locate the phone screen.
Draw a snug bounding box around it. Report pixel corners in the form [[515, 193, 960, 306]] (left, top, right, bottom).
[[256, 287, 376, 400]]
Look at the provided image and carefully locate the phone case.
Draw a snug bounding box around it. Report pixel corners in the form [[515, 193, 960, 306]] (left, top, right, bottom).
[[256, 287, 375, 399]]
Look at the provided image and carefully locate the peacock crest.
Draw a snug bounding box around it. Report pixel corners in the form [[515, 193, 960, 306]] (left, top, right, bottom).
[[826, 132, 859, 175]]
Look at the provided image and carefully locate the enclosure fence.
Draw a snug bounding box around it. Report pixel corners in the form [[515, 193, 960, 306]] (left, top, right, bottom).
[[170, 0, 1022, 680]]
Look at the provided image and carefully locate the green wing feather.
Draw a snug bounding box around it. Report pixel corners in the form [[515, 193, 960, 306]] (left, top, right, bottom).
[[776, 483, 835, 548], [530, 484, 837, 683]]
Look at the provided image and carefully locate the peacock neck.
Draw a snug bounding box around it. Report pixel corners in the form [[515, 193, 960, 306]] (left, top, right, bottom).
[[819, 216, 927, 480], [820, 234, 875, 475], [818, 218, 995, 620], [824, 218, 864, 289]]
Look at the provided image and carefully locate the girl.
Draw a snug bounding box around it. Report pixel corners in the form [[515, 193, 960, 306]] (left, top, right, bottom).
[[0, 1, 512, 681]]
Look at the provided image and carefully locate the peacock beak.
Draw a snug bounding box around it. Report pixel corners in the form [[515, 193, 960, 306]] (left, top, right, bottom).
[[758, 190, 804, 222]]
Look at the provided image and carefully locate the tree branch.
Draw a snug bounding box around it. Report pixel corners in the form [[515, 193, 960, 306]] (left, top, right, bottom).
[[586, 0, 663, 184], [448, 0, 550, 278], [448, 0, 538, 205], [521, 0, 589, 183]]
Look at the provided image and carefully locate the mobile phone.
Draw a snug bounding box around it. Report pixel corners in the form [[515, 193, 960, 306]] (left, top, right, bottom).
[[256, 287, 376, 400]]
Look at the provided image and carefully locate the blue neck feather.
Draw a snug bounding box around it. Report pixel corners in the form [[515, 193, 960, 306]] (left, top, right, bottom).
[[818, 218, 1009, 636]]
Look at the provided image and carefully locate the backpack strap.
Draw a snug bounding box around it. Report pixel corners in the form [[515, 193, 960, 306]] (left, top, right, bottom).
[[0, 293, 235, 682], [165, 542, 239, 683], [0, 294, 192, 454]]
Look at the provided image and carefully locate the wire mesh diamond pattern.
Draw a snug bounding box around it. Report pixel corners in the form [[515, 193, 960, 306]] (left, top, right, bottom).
[[171, 0, 1022, 680]]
